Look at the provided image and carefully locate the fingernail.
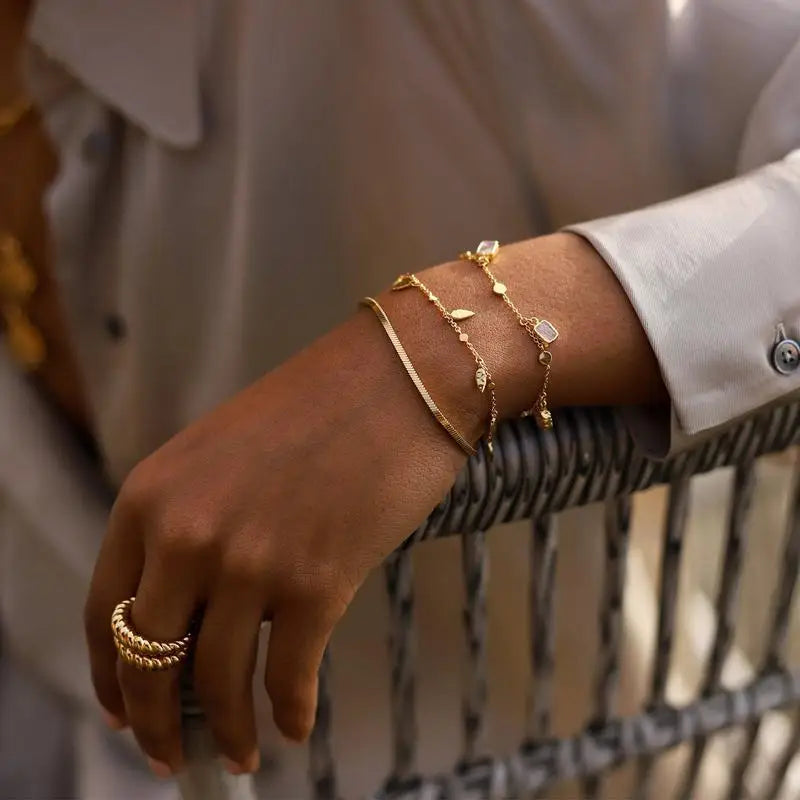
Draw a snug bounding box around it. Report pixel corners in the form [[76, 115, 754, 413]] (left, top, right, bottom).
[[147, 758, 173, 779], [221, 750, 260, 775], [102, 710, 126, 730]]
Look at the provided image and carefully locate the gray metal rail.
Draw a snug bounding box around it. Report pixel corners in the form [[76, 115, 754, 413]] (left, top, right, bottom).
[[182, 402, 800, 799]]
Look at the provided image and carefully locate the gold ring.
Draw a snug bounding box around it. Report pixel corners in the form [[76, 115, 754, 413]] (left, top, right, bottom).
[[111, 597, 193, 671]]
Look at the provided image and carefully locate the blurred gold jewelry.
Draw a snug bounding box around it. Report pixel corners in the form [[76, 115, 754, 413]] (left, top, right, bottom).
[[392, 274, 498, 453], [0, 97, 32, 136], [2, 305, 46, 370], [0, 234, 37, 303], [460, 241, 557, 430], [0, 232, 46, 370], [111, 598, 192, 671], [361, 296, 476, 457]]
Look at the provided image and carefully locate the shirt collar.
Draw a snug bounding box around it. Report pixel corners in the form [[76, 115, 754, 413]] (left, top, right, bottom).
[[28, 0, 202, 147]]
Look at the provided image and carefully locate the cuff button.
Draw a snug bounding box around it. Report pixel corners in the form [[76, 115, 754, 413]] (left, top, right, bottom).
[[772, 338, 800, 375]]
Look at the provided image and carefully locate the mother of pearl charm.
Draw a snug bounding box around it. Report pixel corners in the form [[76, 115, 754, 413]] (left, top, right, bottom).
[[492, 282, 507, 296]]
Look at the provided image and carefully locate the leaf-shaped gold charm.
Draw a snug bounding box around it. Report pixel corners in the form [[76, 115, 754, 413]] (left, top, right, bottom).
[[475, 366, 487, 393], [450, 308, 475, 321], [392, 274, 414, 290]]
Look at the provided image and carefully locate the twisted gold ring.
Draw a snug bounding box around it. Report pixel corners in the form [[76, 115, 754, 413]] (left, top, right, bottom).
[[111, 597, 193, 672]]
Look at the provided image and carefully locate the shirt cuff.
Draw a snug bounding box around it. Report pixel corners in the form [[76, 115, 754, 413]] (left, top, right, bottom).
[[566, 152, 800, 456]]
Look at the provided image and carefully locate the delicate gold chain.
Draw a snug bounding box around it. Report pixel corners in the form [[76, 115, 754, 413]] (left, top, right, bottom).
[[460, 243, 556, 430], [392, 274, 498, 454], [0, 97, 32, 137], [360, 297, 477, 457]]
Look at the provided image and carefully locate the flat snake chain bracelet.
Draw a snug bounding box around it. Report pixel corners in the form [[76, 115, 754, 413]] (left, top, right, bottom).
[[360, 296, 477, 457]]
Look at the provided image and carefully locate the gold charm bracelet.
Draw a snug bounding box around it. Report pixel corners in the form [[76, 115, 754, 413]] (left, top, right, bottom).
[[460, 240, 558, 430], [392, 273, 498, 454], [360, 297, 476, 457]]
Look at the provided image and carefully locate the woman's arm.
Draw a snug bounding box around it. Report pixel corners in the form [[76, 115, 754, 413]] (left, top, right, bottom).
[[407, 232, 668, 426], [83, 231, 665, 777]]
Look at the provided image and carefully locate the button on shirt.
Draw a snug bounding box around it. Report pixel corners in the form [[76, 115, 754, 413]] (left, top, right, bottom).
[[20, 0, 800, 483], [774, 336, 800, 375]]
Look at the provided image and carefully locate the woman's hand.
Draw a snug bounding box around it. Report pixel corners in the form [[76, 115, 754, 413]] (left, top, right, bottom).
[[83, 234, 664, 777], [83, 307, 476, 776]]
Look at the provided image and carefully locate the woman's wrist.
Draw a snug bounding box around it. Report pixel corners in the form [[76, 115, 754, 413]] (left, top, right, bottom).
[[372, 233, 668, 453]]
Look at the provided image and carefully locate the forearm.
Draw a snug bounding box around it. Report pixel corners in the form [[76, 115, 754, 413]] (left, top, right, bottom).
[[374, 232, 667, 445]]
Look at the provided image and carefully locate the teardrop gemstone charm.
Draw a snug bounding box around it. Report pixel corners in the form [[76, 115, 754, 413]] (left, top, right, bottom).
[[451, 308, 475, 321], [475, 366, 487, 392]]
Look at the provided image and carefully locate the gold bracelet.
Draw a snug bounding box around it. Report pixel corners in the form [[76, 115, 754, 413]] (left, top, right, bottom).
[[360, 297, 477, 457], [392, 274, 499, 454], [460, 240, 557, 430], [0, 97, 33, 137]]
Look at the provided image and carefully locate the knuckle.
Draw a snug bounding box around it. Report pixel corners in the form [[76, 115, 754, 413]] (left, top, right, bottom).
[[220, 549, 267, 592], [114, 463, 159, 522], [153, 511, 215, 565], [285, 563, 355, 612]]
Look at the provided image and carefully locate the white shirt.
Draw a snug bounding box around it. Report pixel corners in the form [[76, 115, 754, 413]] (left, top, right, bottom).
[[3, 4, 800, 796], [18, 0, 800, 483]]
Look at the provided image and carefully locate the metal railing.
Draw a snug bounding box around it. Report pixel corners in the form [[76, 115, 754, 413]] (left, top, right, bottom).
[[181, 403, 800, 799]]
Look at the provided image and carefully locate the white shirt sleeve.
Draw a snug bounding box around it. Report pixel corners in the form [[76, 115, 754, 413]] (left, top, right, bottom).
[[566, 39, 800, 456]]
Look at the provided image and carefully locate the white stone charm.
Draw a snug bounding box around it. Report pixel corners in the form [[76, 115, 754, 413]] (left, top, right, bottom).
[[476, 240, 500, 258], [492, 282, 507, 296], [451, 308, 476, 321], [475, 366, 487, 392], [459, 332, 469, 342], [534, 319, 559, 344]]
